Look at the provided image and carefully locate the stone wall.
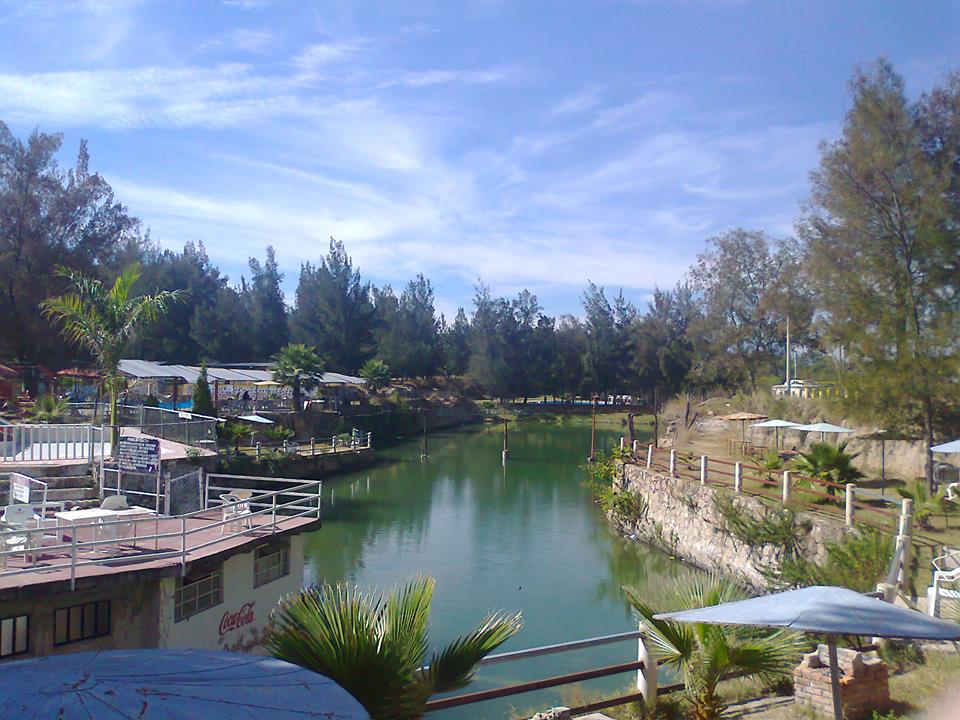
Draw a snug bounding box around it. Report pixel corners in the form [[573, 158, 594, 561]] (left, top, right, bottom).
[[612, 464, 850, 590]]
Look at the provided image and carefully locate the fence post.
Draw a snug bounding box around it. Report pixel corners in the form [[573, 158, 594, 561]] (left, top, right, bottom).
[[255, 442, 261, 461], [700, 455, 708, 486], [332, 435, 338, 452], [317, 480, 323, 521], [272, 494, 277, 533], [310, 437, 315, 456], [620, 436, 625, 451], [646, 444, 653, 469], [845, 484, 856, 527], [367, 432, 373, 448], [897, 499, 914, 590], [632, 439, 639, 455], [181, 517, 187, 572], [734, 462, 743, 493], [637, 623, 657, 708], [668, 449, 676, 477], [782, 470, 791, 505], [201, 468, 208, 510]]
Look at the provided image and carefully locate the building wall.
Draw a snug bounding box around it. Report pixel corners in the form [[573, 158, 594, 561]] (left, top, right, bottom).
[[160, 533, 304, 652], [0, 574, 163, 661]]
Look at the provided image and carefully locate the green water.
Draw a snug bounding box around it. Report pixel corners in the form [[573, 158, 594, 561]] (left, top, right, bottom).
[[302, 422, 689, 718]]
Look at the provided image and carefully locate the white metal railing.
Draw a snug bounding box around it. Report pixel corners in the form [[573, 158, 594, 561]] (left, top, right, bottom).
[[0, 424, 103, 463], [0, 480, 322, 589]]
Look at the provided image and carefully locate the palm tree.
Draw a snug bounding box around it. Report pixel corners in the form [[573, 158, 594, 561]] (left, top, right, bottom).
[[267, 575, 522, 720], [626, 575, 803, 720], [271, 343, 324, 412], [792, 441, 865, 496], [29, 394, 69, 423], [360, 358, 391, 393], [897, 480, 948, 529], [41, 264, 184, 448]]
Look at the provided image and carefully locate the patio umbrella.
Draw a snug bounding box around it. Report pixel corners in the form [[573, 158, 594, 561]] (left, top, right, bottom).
[[237, 413, 274, 425], [792, 422, 855, 443], [655, 585, 960, 720], [750, 419, 798, 451], [931, 439, 960, 454], [720, 412, 768, 441], [2, 648, 368, 719]]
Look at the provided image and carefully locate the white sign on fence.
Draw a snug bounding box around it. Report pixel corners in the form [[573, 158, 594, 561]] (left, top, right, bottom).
[[11, 475, 30, 503], [118, 437, 161, 473]]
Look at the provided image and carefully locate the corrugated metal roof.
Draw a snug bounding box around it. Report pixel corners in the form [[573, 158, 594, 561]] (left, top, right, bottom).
[[118, 359, 181, 379], [119, 360, 364, 385]]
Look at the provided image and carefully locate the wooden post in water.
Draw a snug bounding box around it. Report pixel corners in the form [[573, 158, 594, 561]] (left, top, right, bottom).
[[502, 419, 509, 463], [587, 394, 598, 462]]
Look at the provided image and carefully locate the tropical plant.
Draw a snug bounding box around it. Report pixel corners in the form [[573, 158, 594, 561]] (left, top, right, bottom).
[[897, 480, 949, 529], [219, 422, 249, 454], [360, 358, 391, 392], [792, 441, 865, 496], [774, 527, 893, 592], [191, 364, 216, 416], [271, 343, 323, 412], [29, 394, 68, 423], [265, 425, 295, 444], [267, 575, 522, 720], [41, 264, 184, 447], [626, 575, 804, 720]]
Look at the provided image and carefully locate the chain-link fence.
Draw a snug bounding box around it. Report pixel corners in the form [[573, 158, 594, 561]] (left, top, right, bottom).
[[116, 405, 218, 452], [167, 468, 205, 516]]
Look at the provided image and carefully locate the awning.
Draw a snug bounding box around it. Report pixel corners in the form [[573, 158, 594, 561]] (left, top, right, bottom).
[[237, 414, 274, 425], [750, 419, 798, 429]]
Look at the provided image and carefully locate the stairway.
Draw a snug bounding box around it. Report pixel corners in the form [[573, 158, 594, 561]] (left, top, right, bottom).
[[39, 473, 100, 509]]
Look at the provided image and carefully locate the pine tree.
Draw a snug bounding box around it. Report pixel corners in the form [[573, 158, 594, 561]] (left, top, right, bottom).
[[191, 364, 216, 416]]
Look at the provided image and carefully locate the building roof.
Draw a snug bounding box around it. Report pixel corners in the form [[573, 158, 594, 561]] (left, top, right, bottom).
[[118, 360, 362, 385]]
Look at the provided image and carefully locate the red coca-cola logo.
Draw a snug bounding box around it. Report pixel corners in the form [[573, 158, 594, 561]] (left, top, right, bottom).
[[219, 602, 255, 636]]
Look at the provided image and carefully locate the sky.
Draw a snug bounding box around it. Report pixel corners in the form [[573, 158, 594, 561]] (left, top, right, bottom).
[[1, 0, 959, 320]]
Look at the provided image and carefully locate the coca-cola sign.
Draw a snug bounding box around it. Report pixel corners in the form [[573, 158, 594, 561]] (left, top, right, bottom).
[[219, 602, 255, 636]]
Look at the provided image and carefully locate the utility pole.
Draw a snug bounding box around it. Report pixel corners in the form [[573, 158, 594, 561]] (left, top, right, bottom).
[[588, 394, 598, 462]]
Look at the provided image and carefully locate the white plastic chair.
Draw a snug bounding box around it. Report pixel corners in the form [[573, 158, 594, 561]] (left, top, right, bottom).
[[219, 493, 252, 535], [1, 504, 39, 566]]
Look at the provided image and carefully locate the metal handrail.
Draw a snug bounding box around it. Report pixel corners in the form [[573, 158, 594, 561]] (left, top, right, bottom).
[[0, 480, 322, 587]]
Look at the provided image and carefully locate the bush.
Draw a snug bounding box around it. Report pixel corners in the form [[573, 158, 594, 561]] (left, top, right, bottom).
[[774, 527, 893, 592]]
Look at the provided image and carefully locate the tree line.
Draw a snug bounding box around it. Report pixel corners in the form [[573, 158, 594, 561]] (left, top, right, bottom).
[[2, 60, 958, 441]]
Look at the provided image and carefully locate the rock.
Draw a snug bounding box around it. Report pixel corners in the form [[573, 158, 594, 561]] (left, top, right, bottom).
[[529, 708, 571, 720]]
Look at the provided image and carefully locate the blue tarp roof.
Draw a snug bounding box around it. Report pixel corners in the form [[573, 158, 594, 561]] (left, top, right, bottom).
[[655, 586, 960, 640], [2, 649, 369, 719]]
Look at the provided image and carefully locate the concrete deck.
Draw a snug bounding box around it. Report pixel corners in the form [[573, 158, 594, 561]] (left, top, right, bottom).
[[0, 510, 317, 592]]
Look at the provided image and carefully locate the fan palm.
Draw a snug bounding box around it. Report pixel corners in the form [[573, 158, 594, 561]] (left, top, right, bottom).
[[267, 575, 522, 720], [271, 343, 324, 412], [29, 394, 69, 423], [792, 441, 865, 496], [41, 264, 184, 447], [626, 574, 804, 720], [360, 358, 391, 393], [897, 480, 948, 529]]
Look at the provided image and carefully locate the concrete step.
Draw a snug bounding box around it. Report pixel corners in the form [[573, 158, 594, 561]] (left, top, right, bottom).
[[34, 475, 95, 490], [46, 487, 99, 502]]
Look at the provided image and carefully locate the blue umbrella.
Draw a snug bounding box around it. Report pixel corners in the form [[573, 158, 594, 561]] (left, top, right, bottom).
[[655, 586, 960, 720], [2, 649, 369, 719]]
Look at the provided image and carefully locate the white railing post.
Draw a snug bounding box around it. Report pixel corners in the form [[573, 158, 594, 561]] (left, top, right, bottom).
[[332, 435, 338, 452], [367, 431, 372, 448], [637, 623, 657, 708], [646, 444, 653, 468], [202, 468, 209, 510], [734, 462, 743, 493], [845, 484, 856, 527], [180, 517, 188, 571], [620, 436, 625, 451], [310, 437, 315, 456], [255, 442, 261, 460], [272, 494, 277, 533], [668, 449, 676, 477], [700, 455, 708, 486], [782, 470, 791, 505], [897, 499, 914, 590], [70, 533, 78, 591], [632, 439, 639, 455], [317, 481, 323, 520]]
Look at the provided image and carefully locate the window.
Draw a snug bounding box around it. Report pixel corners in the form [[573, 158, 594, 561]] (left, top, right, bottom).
[[254, 542, 290, 588], [0, 615, 28, 657], [54, 601, 110, 646], [175, 568, 223, 621]]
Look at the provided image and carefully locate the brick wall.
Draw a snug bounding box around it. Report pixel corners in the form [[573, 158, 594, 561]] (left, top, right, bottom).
[[793, 645, 890, 719]]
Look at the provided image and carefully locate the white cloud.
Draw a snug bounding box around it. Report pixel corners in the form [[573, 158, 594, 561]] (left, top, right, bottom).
[[199, 29, 275, 54]]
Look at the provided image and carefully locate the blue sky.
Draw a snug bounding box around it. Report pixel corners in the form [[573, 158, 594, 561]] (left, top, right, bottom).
[[2, 1, 958, 319]]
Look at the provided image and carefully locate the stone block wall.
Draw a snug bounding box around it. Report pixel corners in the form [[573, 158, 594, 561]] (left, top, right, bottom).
[[793, 646, 890, 719], [612, 464, 849, 590]]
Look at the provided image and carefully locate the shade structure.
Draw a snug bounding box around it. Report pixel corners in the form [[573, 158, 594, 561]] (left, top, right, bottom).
[[655, 585, 960, 640], [751, 419, 798, 451], [2, 649, 369, 719], [720, 412, 768, 440], [792, 422, 855, 443], [237, 413, 274, 424], [655, 586, 960, 720], [931, 439, 960, 454]]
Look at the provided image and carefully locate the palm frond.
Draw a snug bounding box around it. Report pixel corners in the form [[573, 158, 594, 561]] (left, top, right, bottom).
[[625, 588, 696, 668], [417, 609, 523, 695], [380, 576, 433, 674]]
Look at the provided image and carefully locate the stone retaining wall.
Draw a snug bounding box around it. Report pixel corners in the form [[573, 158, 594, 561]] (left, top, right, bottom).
[[612, 464, 850, 590]]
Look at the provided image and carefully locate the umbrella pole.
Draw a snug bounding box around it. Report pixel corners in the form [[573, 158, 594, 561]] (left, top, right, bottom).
[[827, 637, 843, 720]]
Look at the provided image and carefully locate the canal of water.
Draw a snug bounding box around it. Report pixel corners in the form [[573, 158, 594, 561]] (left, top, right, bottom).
[[302, 420, 692, 719]]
